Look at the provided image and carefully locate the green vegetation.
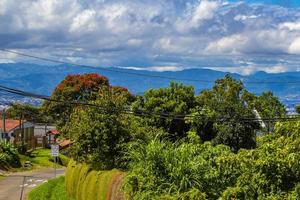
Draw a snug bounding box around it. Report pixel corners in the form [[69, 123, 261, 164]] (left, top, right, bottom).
[[0, 141, 21, 170], [6, 103, 47, 123], [28, 176, 74, 200], [19, 148, 69, 170], [132, 82, 196, 140], [43, 73, 111, 132], [40, 73, 298, 199], [124, 122, 300, 199], [296, 104, 300, 114], [67, 85, 133, 170], [65, 159, 124, 200]]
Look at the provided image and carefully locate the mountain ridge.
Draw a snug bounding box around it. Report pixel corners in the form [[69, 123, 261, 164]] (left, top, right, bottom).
[[0, 63, 299, 111]]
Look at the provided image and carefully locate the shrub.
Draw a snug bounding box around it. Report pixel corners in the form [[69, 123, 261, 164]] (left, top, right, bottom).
[[124, 122, 300, 199], [0, 141, 21, 169]]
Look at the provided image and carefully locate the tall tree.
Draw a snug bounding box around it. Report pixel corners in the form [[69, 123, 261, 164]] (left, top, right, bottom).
[[43, 73, 109, 131], [6, 103, 45, 123], [243, 91, 286, 119], [67, 86, 132, 170], [189, 75, 260, 151], [295, 105, 300, 114], [131, 82, 196, 140]]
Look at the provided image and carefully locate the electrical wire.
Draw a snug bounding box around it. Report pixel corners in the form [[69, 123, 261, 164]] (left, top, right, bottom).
[[1, 84, 300, 123]]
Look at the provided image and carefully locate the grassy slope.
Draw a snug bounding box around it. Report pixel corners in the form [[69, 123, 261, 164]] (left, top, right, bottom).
[[28, 176, 74, 200], [65, 160, 125, 200]]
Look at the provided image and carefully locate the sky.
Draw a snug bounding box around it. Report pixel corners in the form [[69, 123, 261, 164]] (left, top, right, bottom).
[[1, 0, 300, 75]]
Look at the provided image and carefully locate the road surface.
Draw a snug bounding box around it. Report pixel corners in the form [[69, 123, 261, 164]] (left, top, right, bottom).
[[0, 168, 65, 200]]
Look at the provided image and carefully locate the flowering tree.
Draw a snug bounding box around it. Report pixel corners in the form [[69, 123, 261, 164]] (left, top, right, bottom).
[[43, 73, 110, 131]]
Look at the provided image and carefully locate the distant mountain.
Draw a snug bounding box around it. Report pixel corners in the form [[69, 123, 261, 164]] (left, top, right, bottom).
[[0, 63, 299, 111]]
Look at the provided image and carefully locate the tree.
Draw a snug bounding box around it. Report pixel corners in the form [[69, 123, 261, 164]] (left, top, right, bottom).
[[295, 105, 300, 114], [189, 75, 260, 151], [43, 73, 109, 131], [131, 82, 196, 140], [67, 86, 133, 170], [243, 91, 286, 118], [6, 103, 46, 123]]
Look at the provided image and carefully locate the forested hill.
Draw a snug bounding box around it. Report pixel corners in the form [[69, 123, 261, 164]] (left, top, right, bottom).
[[0, 63, 299, 106]]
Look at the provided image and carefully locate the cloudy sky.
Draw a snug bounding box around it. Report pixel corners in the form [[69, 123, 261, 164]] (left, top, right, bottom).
[[1, 0, 300, 75]]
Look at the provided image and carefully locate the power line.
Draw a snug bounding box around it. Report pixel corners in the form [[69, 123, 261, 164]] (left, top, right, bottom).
[[1, 84, 300, 123], [2, 48, 300, 84]]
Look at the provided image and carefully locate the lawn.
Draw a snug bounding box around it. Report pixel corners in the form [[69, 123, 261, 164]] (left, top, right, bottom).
[[18, 148, 69, 171], [28, 176, 74, 200]]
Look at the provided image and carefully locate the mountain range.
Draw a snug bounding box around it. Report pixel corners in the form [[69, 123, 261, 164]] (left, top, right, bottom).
[[0, 63, 299, 111]]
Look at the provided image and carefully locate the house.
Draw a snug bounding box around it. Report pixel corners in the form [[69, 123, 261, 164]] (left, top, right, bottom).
[[0, 119, 34, 145], [33, 124, 60, 147]]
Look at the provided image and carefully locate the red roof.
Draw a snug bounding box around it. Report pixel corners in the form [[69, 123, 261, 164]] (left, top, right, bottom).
[[49, 129, 60, 135], [0, 119, 25, 132], [58, 139, 73, 149]]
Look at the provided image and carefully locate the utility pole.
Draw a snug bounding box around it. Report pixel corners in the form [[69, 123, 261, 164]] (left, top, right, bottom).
[[2, 109, 6, 140], [19, 112, 24, 149]]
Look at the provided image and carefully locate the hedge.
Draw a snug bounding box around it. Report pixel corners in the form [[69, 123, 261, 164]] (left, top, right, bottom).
[[65, 160, 125, 200]]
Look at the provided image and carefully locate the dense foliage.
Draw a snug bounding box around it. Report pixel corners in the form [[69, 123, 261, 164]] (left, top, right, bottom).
[[43, 73, 110, 131], [67, 86, 132, 170], [43, 73, 298, 199], [132, 82, 195, 140], [0, 141, 21, 169], [5, 103, 46, 122], [189, 75, 260, 151], [296, 104, 300, 114], [125, 122, 300, 199]]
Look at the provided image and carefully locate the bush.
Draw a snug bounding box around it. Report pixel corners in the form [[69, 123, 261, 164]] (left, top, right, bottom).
[[124, 122, 300, 199], [0, 141, 21, 169]]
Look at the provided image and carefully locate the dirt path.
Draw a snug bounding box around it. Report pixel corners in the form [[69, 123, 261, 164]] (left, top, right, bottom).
[[107, 172, 125, 200], [0, 168, 65, 200]]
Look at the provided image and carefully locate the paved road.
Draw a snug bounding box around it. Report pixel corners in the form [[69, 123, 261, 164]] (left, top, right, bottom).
[[0, 168, 65, 200]]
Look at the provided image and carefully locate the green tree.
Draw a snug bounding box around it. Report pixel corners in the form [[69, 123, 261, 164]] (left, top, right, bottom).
[[295, 104, 300, 114], [6, 103, 46, 123], [243, 91, 286, 118], [190, 75, 260, 151], [132, 82, 195, 140], [67, 86, 132, 170]]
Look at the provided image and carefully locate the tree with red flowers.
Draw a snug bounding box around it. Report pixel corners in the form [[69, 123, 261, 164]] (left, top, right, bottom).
[[43, 73, 110, 130]]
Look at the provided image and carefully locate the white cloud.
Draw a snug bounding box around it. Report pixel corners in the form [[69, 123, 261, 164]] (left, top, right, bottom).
[[205, 34, 247, 54], [120, 65, 186, 72], [205, 29, 298, 55], [0, 0, 300, 74], [279, 21, 300, 31], [234, 14, 259, 21], [190, 0, 220, 28], [207, 65, 288, 75], [0, 51, 18, 63], [176, 0, 220, 32], [288, 37, 300, 54]]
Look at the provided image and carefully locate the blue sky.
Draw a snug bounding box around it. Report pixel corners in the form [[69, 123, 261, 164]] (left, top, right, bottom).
[[1, 0, 300, 75]]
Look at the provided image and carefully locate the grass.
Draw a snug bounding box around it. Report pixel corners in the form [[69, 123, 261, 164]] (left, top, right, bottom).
[[18, 148, 69, 171], [28, 176, 74, 200], [65, 160, 124, 200]]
